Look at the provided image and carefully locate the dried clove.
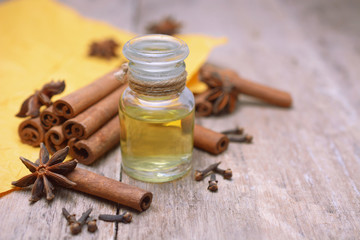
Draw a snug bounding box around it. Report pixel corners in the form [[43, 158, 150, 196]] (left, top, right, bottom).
[[208, 174, 218, 192], [62, 208, 92, 235], [221, 127, 244, 135], [194, 162, 221, 181], [99, 212, 132, 223], [215, 167, 232, 179], [87, 217, 98, 233], [228, 134, 253, 143], [62, 208, 77, 225]]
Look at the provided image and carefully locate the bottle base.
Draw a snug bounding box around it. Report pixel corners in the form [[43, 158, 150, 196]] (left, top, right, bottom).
[[122, 162, 192, 183]]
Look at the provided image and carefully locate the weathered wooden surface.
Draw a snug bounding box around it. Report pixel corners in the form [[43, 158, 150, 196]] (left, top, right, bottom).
[[1, 0, 360, 239]]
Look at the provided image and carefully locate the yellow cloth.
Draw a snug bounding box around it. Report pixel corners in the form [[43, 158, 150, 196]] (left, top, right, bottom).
[[0, 0, 226, 195]]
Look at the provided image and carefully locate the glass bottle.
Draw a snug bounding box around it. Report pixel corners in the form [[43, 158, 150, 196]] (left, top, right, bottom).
[[119, 34, 195, 183]]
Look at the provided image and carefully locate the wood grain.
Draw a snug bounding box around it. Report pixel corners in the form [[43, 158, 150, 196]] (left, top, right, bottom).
[[1, 0, 360, 239]]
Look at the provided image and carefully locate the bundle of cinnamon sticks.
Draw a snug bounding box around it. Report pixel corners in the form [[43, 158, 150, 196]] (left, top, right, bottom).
[[19, 69, 231, 165]]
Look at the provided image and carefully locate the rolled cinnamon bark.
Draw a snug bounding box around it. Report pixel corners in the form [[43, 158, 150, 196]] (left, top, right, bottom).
[[194, 89, 213, 117], [194, 124, 229, 155], [18, 117, 45, 147], [201, 63, 292, 108], [66, 168, 152, 212], [63, 84, 127, 140], [44, 125, 67, 154], [40, 106, 65, 130], [68, 116, 120, 165], [53, 68, 122, 119]]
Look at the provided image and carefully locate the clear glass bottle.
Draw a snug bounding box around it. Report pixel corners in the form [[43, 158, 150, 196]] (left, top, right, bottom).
[[119, 34, 195, 183]]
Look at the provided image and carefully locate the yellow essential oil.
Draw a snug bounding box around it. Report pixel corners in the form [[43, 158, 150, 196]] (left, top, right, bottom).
[[120, 34, 194, 182], [119, 105, 194, 182]]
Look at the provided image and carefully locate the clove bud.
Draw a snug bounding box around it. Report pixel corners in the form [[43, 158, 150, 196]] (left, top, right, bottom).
[[221, 127, 244, 135], [62, 207, 92, 235], [87, 217, 98, 233], [228, 134, 253, 143], [194, 162, 221, 181], [215, 167, 232, 179], [208, 174, 218, 192], [99, 212, 133, 224]]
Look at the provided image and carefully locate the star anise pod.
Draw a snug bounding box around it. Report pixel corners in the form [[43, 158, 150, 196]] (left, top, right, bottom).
[[12, 143, 77, 202], [16, 80, 65, 118], [200, 71, 239, 115], [146, 17, 182, 35], [89, 39, 119, 59]]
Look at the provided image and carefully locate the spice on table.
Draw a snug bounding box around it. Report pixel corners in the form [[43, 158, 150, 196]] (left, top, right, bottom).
[[68, 116, 120, 165], [40, 105, 65, 130], [18, 117, 45, 147], [87, 217, 98, 233], [65, 168, 153, 212], [194, 125, 229, 155], [207, 173, 218, 192], [62, 84, 127, 140], [62, 208, 77, 225], [194, 89, 213, 117], [99, 212, 133, 223], [53, 68, 122, 119], [89, 39, 119, 59], [62, 207, 92, 235], [11, 144, 77, 202], [221, 127, 244, 135], [214, 167, 232, 179], [228, 134, 253, 143], [44, 125, 67, 155], [16, 80, 65, 118], [146, 16, 182, 35], [200, 63, 293, 108], [202, 72, 239, 115], [194, 162, 221, 181]]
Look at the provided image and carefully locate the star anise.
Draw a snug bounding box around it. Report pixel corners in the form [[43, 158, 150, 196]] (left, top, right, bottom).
[[16, 80, 65, 118], [200, 70, 239, 115], [89, 39, 119, 59], [146, 17, 182, 35], [12, 143, 77, 202]]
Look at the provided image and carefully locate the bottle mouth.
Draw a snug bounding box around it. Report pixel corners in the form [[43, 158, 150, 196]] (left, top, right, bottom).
[[123, 34, 189, 64]]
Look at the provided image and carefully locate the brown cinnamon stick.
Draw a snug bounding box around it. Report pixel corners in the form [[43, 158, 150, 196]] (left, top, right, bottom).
[[40, 105, 65, 130], [68, 116, 119, 165], [63, 84, 127, 140], [18, 117, 45, 147], [194, 90, 213, 117], [53, 68, 122, 119], [201, 63, 292, 108], [194, 124, 229, 155], [44, 125, 67, 154], [66, 168, 152, 212]]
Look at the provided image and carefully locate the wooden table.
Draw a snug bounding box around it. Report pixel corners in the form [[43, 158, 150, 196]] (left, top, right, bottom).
[[1, 0, 360, 239]]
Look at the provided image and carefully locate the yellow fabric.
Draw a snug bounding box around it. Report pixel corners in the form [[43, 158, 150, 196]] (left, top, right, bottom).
[[0, 0, 226, 194]]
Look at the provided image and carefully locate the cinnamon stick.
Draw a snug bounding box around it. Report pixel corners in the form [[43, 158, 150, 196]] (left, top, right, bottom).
[[68, 116, 119, 165], [44, 125, 67, 154], [18, 117, 45, 147], [53, 68, 122, 119], [201, 63, 292, 108], [40, 105, 65, 130], [66, 168, 152, 212], [194, 89, 213, 117], [194, 124, 229, 155], [63, 84, 127, 140]]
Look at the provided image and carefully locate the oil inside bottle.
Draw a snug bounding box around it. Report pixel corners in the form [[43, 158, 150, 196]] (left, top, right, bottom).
[[119, 104, 194, 182]]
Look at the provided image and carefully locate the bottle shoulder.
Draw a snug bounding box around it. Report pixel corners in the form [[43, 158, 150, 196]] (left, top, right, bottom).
[[120, 87, 194, 122]]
